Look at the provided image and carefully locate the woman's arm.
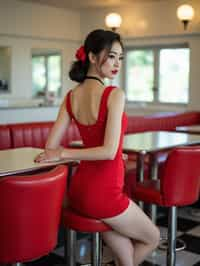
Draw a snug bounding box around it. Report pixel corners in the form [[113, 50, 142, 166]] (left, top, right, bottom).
[[45, 98, 70, 149], [36, 88, 125, 162], [34, 97, 70, 162]]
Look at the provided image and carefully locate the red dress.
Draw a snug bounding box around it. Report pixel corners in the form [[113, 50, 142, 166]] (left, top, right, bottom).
[[66, 86, 130, 219]]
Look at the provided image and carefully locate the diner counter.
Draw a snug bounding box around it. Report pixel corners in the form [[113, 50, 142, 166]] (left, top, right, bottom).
[[0, 101, 60, 109], [0, 105, 60, 124], [0, 104, 59, 110]]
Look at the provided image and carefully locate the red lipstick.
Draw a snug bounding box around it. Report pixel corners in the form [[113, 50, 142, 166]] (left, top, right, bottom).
[[112, 70, 118, 75]]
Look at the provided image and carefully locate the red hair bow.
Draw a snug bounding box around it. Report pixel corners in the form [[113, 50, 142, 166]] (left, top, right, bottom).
[[75, 46, 86, 63]]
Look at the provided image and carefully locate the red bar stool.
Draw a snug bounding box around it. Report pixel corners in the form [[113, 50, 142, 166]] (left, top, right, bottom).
[[62, 207, 111, 266], [133, 146, 200, 266], [0, 165, 68, 266]]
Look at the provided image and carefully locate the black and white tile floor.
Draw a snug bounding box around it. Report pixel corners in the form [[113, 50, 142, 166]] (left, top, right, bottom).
[[26, 206, 200, 266]]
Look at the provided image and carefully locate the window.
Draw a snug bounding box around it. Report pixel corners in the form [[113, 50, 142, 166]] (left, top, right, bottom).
[[0, 46, 11, 93], [32, 53, 62, 98], [125, 45, 190, 104]]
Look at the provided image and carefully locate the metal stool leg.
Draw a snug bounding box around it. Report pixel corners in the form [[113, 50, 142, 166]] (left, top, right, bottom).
[[64, 228, 76, 266], [137, 151, 146, 209], [167, 206, 177, 266], [92, 232, 102, 266]]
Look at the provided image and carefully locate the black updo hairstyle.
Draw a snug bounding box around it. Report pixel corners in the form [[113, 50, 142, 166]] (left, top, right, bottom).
[[69, 29, 123, 83]]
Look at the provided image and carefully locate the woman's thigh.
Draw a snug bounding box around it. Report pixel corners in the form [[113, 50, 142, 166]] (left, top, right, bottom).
[[102, 200, 160, 245]]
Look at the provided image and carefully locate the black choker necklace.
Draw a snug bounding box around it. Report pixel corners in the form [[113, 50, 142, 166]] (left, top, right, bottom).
[[85, 76, 104, 86]]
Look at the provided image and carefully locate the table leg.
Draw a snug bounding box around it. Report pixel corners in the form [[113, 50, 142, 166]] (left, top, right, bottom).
[[136, 151, 146, 209], [149, 154, 158, 224]]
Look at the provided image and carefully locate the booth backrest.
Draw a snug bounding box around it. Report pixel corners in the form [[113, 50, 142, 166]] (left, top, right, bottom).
[[1, 111, 200, 150], [126, 111, 200, 134], [0, 125, 11, 150], [9, 120, 81, 149], [9, 122, 54, 148]]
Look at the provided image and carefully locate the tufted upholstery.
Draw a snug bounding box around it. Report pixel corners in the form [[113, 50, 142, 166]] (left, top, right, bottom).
[[0, 112, 200, 153], [9, 122, 54, 148], [0, 125, 11, 150], [8, 120, 81, 149], [126, 111, 200, 134]]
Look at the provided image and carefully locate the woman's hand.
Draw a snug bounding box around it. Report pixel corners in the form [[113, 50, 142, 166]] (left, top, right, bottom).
[[34, 147, 64, 163]]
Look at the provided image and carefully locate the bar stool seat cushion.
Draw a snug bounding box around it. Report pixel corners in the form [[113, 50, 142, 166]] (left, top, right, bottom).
[[63, 207, 112, 233]]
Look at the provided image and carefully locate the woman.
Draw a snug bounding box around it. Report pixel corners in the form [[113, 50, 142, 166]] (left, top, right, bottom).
[[35, 29, 160, 266]]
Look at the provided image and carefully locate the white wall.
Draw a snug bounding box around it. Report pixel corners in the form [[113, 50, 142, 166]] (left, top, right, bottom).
[[0, 106, 59, 124], [0, 0, 80, 40], [0, 0, 80, 123]]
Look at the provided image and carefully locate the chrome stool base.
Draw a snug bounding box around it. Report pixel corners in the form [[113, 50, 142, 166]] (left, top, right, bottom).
[[64, 229, 103, 266], [159, 238, 186, 251]]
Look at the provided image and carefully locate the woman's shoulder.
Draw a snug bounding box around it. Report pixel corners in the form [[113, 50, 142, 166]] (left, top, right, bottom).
[[107, 86, 125, 105], [107, 86, 125, 98], [65, 85, 81, 98], [69, 84, 80, 93]]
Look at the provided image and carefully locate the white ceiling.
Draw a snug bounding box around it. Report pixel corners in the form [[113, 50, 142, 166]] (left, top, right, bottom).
[[19, 0, 164, 10]]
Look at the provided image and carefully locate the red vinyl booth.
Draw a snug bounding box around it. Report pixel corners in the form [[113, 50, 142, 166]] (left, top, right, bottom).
[[0, 125, 11, 150], [0, 165, 68, 265]]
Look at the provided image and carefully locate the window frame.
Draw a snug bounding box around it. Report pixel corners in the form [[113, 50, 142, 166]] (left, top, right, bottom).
[[124, 43, 190, 106]]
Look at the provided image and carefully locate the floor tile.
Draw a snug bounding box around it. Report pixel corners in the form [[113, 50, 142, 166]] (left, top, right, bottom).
[[141, 261, 159, 266], [187, 225, 200, 237], [178, 207, 200, 223], [178, 234, 200, 254], [159, 225, 183, 240], [146, 249, 200, 266], [53, 239, 114, 265], [193, 261, 200, 266], [157, 216, 199, 232]]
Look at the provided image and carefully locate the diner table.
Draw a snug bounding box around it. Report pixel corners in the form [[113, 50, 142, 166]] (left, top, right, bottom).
[[176, 125, 200, 134], [70, 131, 200, 182], [123, 131, 200, 221], [123, 131, 200, 179], [0, 147, 75, 177]]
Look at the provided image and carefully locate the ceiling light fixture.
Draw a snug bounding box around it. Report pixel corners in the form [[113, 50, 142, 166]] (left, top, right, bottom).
[[105, 13, 122, 31], [176, 4, 194, 30]]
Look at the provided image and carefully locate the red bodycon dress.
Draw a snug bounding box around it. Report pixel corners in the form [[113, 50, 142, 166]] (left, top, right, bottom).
[[66, 86, 130, 219]]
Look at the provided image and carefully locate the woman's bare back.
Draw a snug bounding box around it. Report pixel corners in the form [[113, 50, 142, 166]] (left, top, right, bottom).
[[69, 82, 106, 126]]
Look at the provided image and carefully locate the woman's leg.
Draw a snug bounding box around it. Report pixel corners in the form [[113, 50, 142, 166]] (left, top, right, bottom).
[[102, 200, 160, 266], [102, 230, 134, 266]]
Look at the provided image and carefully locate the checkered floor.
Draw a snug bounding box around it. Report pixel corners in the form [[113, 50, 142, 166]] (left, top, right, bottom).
[[25, 206, 200, 266]]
